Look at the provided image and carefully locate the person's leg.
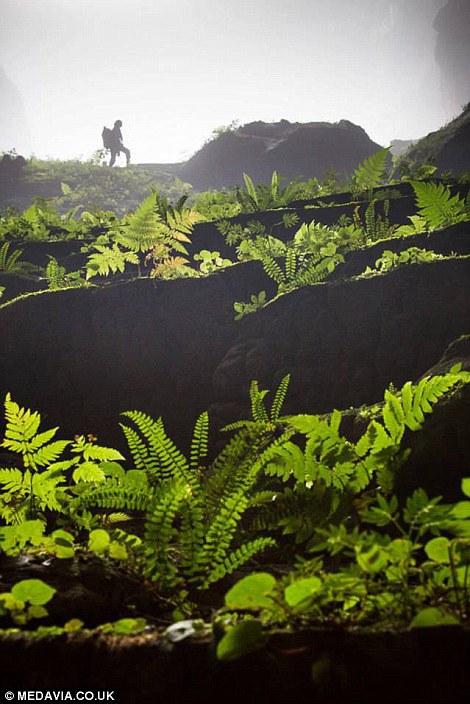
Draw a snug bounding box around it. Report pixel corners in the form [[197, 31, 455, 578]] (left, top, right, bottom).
[[121, 146, 131, 165], [109, 150, 117, 167]]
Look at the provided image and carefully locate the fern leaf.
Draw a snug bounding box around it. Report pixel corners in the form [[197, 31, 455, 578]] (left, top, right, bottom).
[[411, 181, 467, 230], [243, 173, 259, 208], [123, 193, 166, 252], [261, 255, 286, 285], [353, 148, 390, 192], [271, 171, 280, 202], [383, 389, 406, 443], [76, 482, 150, 512], [0, 468, 23, 492], [143, 479, 188, 583], [190, 411, 209, 472], [204, 537, 276, 587], [249, 381, 270, 424], [270, 374, 291, 422]]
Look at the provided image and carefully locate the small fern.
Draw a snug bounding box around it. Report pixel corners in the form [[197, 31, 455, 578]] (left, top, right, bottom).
[[2, 393, 70, 472], [0, 243, 38, 275], [86, 243, 139, 280]]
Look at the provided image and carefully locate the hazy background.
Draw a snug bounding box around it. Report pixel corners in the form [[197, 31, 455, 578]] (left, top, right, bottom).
[[0, 0, 465, 163]]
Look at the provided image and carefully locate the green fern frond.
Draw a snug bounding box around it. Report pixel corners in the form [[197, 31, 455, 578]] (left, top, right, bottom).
[[260, 255, 286, 285], [143, 479, 189, 583], [411, 181, 467, 230], [76, 482, 150, 512], [269, 374, 291, 422], [352, 148, 390, 192], [204, 537, 276, 587], [193, 492, 250, 577], [45, 257, 67, 289], [2, 394, 70, 471], [242, 173, 259, 209], [122, 192, 166, 252], [271, 171, 280, 201], [122, 411, 188, 483], [86, 244, 139, 279], [120, 423, 158, 476], [264, 441, 306, 482], [0, 468, 23, 492], [190, 411, 209, 472], [285, 248, 297, 281], [249, 381, 270, 424]]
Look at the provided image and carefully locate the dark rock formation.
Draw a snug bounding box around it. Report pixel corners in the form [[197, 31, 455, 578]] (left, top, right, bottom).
[[401, 103, 470, 175], [434, 0, 470, 114], [1, 244, 469, 471], [140, 119, 384, 190]]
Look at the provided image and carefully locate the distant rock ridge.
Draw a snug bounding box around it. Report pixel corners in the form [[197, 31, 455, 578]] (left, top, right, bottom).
[[139, 118, 383, 190], [400, 103, 470, 174]]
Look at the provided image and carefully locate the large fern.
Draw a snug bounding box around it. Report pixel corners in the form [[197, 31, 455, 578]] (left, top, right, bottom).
[[410, 181, 468, 230], [118, 193, 167, 252], [119, 408, 283, 590], [352, 148, 390, 193]]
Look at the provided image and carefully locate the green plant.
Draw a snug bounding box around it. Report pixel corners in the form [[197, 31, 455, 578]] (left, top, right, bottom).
[[0, 394, 124, 523], [235, 171, 323, 213], [85, 243, 140, 280], [45, 256, 86, 289], [0, 243, 38, 276], [243, 367, 470, 545], [72, 407, 294, 593], [233, 291, 267, 320], [229, 220, 345, 319], [409, 181, 469, 231], [0, 579, 56, 625], [216, 476, 470, 659], [193, 249, 233, 274], [351, 148, 390, 194], [84, 192, 199, 280], [361, 247, 444, 276]]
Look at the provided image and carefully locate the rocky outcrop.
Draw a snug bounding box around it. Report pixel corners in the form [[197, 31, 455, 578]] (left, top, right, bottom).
[[400, 104, 470, 175], [434, 0, 470, 114], [141, 119, 384, 190]]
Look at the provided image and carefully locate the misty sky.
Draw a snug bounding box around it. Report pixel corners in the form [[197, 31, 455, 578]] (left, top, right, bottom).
[[0, 0, 452, 163]]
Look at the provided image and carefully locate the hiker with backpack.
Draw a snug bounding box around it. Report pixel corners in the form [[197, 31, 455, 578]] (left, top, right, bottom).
[[102, 120, 131, 167]]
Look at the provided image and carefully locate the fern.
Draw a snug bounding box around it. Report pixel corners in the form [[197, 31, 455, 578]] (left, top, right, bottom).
[[270, 374, 291, 422], [250, 381, 270, 424], [86, 243, 139, 280], [45, 257, 85, 290], [45, 257, 67, 289], [242, 173, 260, 210], [352, 148, 390, 193], [411, 181, 468, 230], [189, 411, 209, 472], [119, 193, 166, 252], [143, 479, 189, 584], [205, 537, 276, 586], [0, 243, 38, 275], [121, 411, 197, 490], [2, 394, 70, 471], [223, 375, 291, 432], [250, 486, 340, 544], [75, 481, 150, 513]]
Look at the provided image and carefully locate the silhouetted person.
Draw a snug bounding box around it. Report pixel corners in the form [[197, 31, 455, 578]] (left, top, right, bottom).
[[108, 120, 131, 167]]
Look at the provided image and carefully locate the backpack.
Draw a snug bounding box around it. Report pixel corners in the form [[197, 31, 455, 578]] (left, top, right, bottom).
[[102, 126, 114, 150]]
